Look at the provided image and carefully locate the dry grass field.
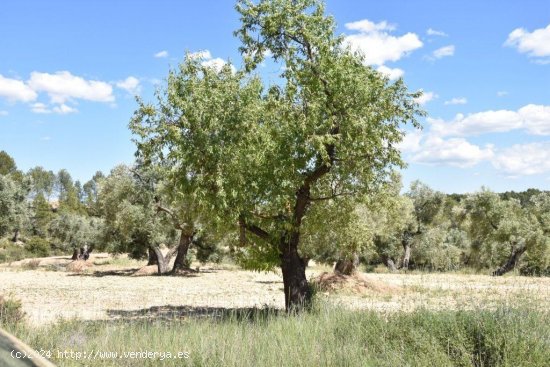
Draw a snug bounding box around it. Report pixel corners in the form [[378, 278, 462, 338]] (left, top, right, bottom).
[[1, 253, 548, 326]]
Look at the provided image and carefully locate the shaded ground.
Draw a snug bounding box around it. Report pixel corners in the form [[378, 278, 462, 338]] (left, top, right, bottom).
[[1, 254, 548, 325]]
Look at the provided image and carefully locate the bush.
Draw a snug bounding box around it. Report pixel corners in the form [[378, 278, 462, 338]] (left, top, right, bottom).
[[0, 243, 28, 263], [21, 259, 41, 270], [0, 293, 25, 327], [25, 236, 51, 257]]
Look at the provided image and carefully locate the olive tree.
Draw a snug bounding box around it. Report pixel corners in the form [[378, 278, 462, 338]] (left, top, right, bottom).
[[130, 0, 422, 310], [463, 189, 545, 275], [97, 165, 178, 274]]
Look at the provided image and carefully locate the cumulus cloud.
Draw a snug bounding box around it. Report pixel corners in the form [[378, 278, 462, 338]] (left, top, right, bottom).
[[28, 71, 114, 104], [505, 23, 550, 62], [414, 91, 437, 105], [31, 102, 51, 114], [116, 76, 141, 95], [410, 136, 494, 168], [154, 50, 169, 58], [492, 142, 550, 175], [444, 97, 467, 105], [344, 19, 423, 65], [376, 65, 404, 80], [432, 45, 455, 59], [52, 103, 77, 114], [428, 104, 550, 137], [426, 28, 447, 37], [188, 50, 212, 60], [189, 50, 235, 73], [0, 74, 37, 102], [31, 102, 77, 114]]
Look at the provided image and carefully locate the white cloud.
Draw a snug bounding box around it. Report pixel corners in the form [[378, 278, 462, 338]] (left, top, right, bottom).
[[28, 71, 114, 104], [492, 142, 550, 175], [154, 50, 169, 58], [202, 58, 235, 73], [344, 19, 422, 65], [376, 65, 404, 80], [432, 45, 455, 59], [52, 103, 77, 114], [116, 76, 141, 95], [410, 136, 494, 168], [444, 97, 467, 105], [429, 104, 550, 137], [31, 102, 77, 114], [188, 50, 235, 73], [519, 104, 550, 135], [40, 136, 51, 141], [188, 50, 212, 60], [505, 24, 550, 61], [398, 130, 423, 153], [414, 91, 437, 105], [0, 74, 37, 102], [0, 110, 7, 116], [427, 28, 447, 37], [497, 91, 508, 97], [31, 102, 51, 114], [346, 19, 396, 33]]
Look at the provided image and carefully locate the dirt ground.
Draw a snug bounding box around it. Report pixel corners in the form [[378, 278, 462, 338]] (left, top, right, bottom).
[[1, 254, 549, 325]]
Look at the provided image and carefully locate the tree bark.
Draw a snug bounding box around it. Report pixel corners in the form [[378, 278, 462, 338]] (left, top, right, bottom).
[[71, 248, 79, 260], [493, 245, 526, 276], [401, 232, 413, 270], [151, 246, 177, 275], [147, 247, 158, 266], [385, 257, 398, 272], [280, 238, 311, 311], [172, 232, 193, 272], [334, 253, 359, 275], [12, 229, 20, 243]]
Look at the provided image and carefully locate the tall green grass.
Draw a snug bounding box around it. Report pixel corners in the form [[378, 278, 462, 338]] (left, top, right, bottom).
[[6, 305, 549, 367]]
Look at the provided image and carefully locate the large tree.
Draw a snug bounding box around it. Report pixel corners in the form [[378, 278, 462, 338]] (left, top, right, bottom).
[[130, 0, 422, 310]]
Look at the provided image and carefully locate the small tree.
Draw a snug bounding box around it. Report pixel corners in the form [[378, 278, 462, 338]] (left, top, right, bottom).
[[97, 165, 178, 273]]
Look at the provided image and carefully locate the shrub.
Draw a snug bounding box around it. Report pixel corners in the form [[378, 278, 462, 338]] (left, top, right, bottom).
[[0, 293, 25, 327], [25, 236, 51, 257], [22, 259, 41, 270]]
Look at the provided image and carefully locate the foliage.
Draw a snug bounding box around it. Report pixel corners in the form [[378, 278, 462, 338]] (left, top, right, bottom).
[[130, 0, 423, 290], [0, 293, 25, 327], [25, 236, 51, 257], [48, 212, 103, 252], [97, 165, 175, 259], [0, 150, 17, 176]]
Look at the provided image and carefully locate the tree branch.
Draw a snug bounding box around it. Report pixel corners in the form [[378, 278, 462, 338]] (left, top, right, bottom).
[[239, 215, 270, 242]]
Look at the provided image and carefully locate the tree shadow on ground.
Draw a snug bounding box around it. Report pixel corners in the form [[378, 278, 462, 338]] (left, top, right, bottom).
[[255, 280, 282, 284], [67, 268, 142, 277], [106, 305, 283, 323], [67, 269, 204, 277]]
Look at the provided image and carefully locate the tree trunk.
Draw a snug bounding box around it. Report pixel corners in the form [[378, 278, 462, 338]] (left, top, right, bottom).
[[147, 247, 158, 266], [12, 229, 20, 243], [151, 246, 173, 275], [401, 232, 413, 270], [385, 258, 398, 272], [71, 248, 79, 260], [172, 232, 193, 272], [493, 245, 526, 276], [334, 253, 359, 275], [280, 236, 311, 312]]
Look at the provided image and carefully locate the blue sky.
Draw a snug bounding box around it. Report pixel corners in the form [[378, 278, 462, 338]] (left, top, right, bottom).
[[0, 0, 549, 193]]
